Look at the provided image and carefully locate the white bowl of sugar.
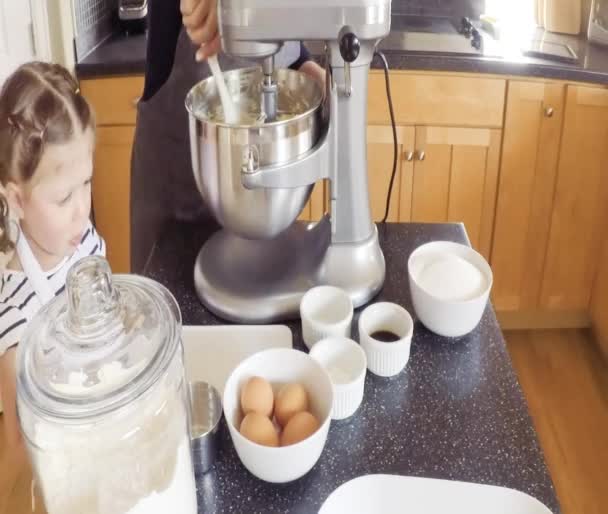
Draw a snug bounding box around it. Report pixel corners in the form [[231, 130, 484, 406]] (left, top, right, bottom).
[[408, 241, 493, 338]]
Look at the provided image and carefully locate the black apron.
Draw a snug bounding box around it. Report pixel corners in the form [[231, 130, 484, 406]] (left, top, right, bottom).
[[130, 30, 300, 272]]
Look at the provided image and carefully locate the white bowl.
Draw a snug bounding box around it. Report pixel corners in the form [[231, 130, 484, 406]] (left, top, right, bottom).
[[222, 348, 333, 483], [358, 303, 414, 377], [300, 286, 354, 349], [408, 241, 493, 338], [309, 337, 367, 420]]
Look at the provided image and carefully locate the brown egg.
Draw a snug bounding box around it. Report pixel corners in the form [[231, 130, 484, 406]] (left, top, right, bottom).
[[240, 412, 280, 447], [280, 411, 320, 447], [274, 383, 309, 427], [240, 376, 274, 417]]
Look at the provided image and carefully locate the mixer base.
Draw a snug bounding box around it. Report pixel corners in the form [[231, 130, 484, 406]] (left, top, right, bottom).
[[194, 216, 386, 323]]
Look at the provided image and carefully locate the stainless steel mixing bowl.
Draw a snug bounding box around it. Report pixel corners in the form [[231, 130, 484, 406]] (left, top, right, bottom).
[[186, 67, 323, 239]]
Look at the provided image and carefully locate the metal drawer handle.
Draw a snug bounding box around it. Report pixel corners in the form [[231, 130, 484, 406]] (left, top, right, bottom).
[[417, 150, 426, 161], [404, 151, 414, 162], [544, 106, 554, 118]]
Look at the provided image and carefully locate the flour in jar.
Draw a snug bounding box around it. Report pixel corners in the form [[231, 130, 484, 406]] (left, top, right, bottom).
[[27, 358, 198, 514], [125, 437, 198, 514], [416, 253, 486, 301]]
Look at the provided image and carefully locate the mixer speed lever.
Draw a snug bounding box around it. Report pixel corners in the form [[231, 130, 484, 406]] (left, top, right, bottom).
[[339, 29, 360, 97]]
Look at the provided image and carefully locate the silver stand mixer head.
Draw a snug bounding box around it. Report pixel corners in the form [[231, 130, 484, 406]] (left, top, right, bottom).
[[186, 0, 391, 322]]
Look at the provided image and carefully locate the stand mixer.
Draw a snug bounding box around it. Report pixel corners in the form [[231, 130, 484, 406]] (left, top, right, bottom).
[[186, 0, 392, 323]]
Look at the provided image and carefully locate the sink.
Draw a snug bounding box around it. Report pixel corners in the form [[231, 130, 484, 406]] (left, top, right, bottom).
[[319, 475, 554, 514], [391, 14, 458, 34], [381, 31, 482, 55]]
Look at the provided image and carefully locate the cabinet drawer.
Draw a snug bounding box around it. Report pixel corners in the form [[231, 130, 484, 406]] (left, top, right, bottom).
[[368, 72, 506, 128], [81, 76, 144, 126]]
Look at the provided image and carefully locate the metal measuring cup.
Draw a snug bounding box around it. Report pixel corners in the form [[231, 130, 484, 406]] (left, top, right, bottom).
[[189, 381, 223, 474]]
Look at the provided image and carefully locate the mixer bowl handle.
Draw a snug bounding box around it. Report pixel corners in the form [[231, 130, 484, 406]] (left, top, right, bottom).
[[241, 132, 330, 190]]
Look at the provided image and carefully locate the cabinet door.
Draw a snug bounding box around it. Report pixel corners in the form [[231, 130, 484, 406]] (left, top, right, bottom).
[[541, 85, 608, 310], [491, 81, 565, 312], [412, 126, 501, 259], [367, 125, 415, 221], [93, 126, 134, 273]]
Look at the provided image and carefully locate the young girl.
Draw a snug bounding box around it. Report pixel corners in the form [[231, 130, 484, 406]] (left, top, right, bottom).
[[0, 62, 105, 448]]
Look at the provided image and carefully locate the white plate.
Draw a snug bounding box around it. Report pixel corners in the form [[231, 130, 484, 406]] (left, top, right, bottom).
[[182, 325, 293, 395], [319, 475, 553, 514]]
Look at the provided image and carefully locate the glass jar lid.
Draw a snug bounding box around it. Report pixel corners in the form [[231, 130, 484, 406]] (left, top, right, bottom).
[[17, 256, 182, 420]]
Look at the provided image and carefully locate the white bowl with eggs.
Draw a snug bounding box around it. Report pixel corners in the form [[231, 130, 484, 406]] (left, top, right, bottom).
[[408, 241, 493, 338], [222, 348, 333, 483]]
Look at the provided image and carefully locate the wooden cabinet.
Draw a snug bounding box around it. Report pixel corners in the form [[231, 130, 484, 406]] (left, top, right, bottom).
[[80, 69, 608, 332], [81, 76, 144, 273], [368, 72, 505, 128], [366, 124, 500, 259], [92, 126, 135, 273], [366, 72, 504, 259], [298, 182, 327, 221], [367, 125, 414, 222], [81, 76, 141, 125], [541, 85, 608, 310], [411, 126, 501, 260], [491, 81, 565, 312]]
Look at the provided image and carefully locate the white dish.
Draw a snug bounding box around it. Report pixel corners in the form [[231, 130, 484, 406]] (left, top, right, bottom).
[[223, 348, 333, 483], [309, 337, 367, 420], [358, 302, 414, 377], [319, 474, 553, 514], [408, 241, 493, 338], [181, 325, 292, 395], [300, 286, 353, 349]]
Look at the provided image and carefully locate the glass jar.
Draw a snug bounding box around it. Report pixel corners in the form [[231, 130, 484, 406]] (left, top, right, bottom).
[[16, 256, 197, 514]]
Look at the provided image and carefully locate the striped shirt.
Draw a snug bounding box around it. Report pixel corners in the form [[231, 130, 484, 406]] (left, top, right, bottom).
[[0, 221, 105, 355]]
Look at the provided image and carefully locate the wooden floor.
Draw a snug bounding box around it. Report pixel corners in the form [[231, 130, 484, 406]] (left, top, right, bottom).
[[0, 329, 606, 514], [506, 329, 608, 514]]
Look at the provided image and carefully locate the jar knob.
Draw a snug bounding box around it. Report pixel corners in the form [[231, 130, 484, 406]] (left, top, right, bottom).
[[66, 256, 119, 332]]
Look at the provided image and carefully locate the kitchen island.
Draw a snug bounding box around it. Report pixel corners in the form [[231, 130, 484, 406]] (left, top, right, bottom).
[[144, 220, 560, 514]]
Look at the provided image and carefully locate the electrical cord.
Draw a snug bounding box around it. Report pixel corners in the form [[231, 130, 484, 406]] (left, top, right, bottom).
[[373, 50, 398, 224]]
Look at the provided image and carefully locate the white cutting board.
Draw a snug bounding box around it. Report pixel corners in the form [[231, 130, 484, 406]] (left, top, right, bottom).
[[319, 475, 554, 514], [182, 325, 293, 396]]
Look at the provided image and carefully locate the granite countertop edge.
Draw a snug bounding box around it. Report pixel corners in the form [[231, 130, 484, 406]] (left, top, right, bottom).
[[76, 60, 146, 79], [376, 50, 608, 85]]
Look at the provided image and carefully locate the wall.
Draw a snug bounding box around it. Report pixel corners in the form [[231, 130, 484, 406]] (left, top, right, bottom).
[[42, 0, 77, 72], [591, 236, 608, 360], [73, 0, 117, 60], [0, 0, 35, 84]]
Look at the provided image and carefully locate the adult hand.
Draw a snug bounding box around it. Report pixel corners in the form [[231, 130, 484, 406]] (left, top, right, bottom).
[[298, 61, 326, 94], [180, 0, 221, 61]]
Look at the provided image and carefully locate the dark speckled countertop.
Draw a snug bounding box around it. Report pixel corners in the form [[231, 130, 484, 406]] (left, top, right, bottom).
[[144, 220, 560, 514], [76, 15, 608, 86], [370, 25, 608, 85], [77, 32, 147, 79]]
